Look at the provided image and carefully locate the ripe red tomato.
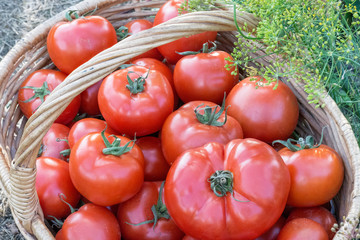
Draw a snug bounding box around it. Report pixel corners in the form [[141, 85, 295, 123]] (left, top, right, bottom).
[[277, 218, 328, 240], [255, 216, 286, 240], [36, 157, 80, 220], [153, 0, 217, 64], [47, 14, 117, 74], [68, 118, 117, 148], [39, 123, 70, 161], [79, 80, 103, 116], [124, 19, 163, 61], [278, 144, 344, 207], [161, 100, 243, 165], [98, 66, 174, 137], [18, 69, 81, 125], [226, 76, 299, 143], [174, 48, 238, 104], [69, 131, 144, 206], [117, 181, 184, 240], [164, 139, 291, 239], [135, 136, 170, 181], [55, 203, 121, 240], [286, 206, 337, 239]]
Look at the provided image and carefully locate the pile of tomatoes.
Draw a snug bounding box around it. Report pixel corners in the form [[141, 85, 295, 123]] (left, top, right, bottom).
[[18, 0, 345, 239]]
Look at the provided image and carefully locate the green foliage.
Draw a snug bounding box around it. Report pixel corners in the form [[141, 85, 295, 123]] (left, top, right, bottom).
[[185, 0, 360, 144]]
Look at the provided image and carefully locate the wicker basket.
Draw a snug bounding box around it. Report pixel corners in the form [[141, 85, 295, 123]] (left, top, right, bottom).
[[0, 0, 359, 239]]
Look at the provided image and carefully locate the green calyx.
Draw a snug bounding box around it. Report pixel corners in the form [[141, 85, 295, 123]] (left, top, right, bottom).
[[272, 126, 327, 151], [194, 95, 228, 127], [126, 181, 170, 229], [21, 81, 51, 103], [65, 8, 96, 21], [177, 41, 217, 56], [101, 129, 135, 156], [208, 170, 249, 203], [126, 70, 149, 94], [116, 26, 131, 40]]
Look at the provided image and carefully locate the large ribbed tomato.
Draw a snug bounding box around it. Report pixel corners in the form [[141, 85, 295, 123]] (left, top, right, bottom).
[[164, 139, 291, 240]]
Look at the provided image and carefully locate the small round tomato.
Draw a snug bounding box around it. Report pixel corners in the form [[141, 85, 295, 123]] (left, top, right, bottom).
[[68, 118, 117, 148], [278, 143, 344, 207], [39, 123, 70, 161], [47, 14, 117, 74], [277, 218, 328, 240], [161, 100, 243, 165], [287, 206, 337, 239], [79, 80, 103, 116], [69, 131, 144, 206], [18, 69, 81, 125], [153, 0, 217, 64], [124, 19, 163, 61], [136, 136, 170, 181], [174, 46, 238, 104], [55, 203, 121, 240], [98, 66, 174, 137], [164, 140, 290, 239], [36, 157, 80, 220], [255, 216, 286, 240], [117, 181, 184, 240], [226, 76, 299, 143]]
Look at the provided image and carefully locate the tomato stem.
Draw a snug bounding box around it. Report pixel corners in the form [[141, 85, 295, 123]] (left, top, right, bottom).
[[194, 94, 228, 126], [272, 126, 327, 151], [116, 26, 130, 40], [21, 81, 51, 103], [176, 41, 217, 56], [126, 70, 149, 94], [125, 181, 170, 229], [101, 129, 136, 156], [209, 170, 250, 203]]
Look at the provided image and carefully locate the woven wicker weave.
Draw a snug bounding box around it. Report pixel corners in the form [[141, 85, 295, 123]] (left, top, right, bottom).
[[0, 0, 359, 239]]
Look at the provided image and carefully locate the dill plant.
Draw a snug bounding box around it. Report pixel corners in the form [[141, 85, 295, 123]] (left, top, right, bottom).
[[182, 0, 360, 144]]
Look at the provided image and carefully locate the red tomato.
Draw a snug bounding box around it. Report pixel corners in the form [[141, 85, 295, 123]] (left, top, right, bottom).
[[174, 49, 238, 104], [277, 218, 328, 240], [135, 136, 170, 181], [117, 181, 184, 240], [39, 123, 70, 161], [69, 131, 144, 206], [278, 144, 344, 207], [68, 118, 117, 148], [226, 76, 299, 143], [164, 139, 291, 239], [36, 157, 80, 220], [287, 206, 337, 239], [124, 19, 163, 61], [47, 15, 117, 74], [79, 80, 103, 116], [153, 0, 217, 64], [255, 216, 286, 240], [18, 69, 81, 125], [98, 66, 174, 137], [183, 236, 198, 240], [161, 100, 243, 165], [55, 203, 121, 240]]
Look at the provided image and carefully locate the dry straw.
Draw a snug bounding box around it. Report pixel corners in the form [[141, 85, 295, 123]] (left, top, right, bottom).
[[0, 0, 359, 239]]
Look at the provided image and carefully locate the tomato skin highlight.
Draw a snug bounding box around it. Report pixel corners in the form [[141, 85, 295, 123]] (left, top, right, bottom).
[[36, 157, 80, 220], [164, 139, 290, 240], [174, 50, 238, 104], [153, 0, 217, 64], [161, 100, 243, 165], [226, 76, 299, 143], [98, 66, 174, 137], [47, 16, 117, 74], [277, 218, 328, 240], [55, 203, 121, 240], [117, 181, 184, 240], [278, 144, 344, 207], [18, 69, 81, 125], [69, 132, 144, 206]]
